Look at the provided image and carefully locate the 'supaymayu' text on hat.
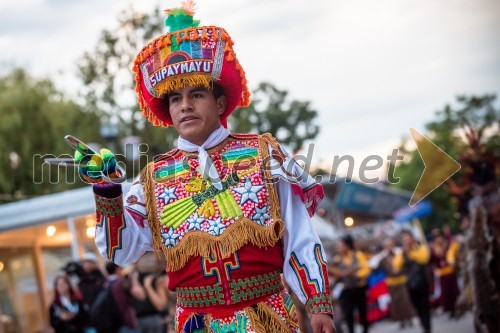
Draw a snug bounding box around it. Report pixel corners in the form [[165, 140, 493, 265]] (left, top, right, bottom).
[[133, 0, 250, 127]]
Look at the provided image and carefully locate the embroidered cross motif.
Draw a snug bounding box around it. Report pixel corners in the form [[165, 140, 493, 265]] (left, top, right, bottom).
[[202, 251, 240, 283]]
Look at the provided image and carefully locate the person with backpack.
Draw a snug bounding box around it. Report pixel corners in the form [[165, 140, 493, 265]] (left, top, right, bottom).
[[131, 253, 169, 333], [91, 262, 145, 333], [78, 253, 106, 309]]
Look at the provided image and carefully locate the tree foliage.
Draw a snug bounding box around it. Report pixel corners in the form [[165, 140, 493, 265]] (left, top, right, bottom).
[[77, 6, 178, 156], [229, 82, 320, 152], [78, 7, 320, 156], [392, 94, 499, 231], [0, 69, 101, 202]]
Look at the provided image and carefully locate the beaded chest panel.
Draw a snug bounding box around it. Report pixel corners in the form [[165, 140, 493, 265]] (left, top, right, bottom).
[[147, 135, 282, 270]]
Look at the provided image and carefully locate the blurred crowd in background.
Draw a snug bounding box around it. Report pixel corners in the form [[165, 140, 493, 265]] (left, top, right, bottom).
[[325, 223, 469, 333], [48, 253, 174, 333], [47, 221, 470, 333]]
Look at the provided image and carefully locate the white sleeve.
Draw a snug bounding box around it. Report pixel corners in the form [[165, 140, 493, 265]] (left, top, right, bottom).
[[278, 179, 330, 303], [265, 141, 333, 317], [94, 178, 153, 265]]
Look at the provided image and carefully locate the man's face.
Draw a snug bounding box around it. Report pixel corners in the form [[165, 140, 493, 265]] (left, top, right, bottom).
[[168, 85, 226, 145]]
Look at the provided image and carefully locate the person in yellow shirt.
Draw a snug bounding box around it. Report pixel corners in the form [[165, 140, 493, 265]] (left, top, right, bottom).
[[332, 235, 371, 333], [394, 230, 431, 333]]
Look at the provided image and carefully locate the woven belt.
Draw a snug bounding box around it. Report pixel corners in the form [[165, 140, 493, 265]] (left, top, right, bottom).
[[176, 270, 283, 308]]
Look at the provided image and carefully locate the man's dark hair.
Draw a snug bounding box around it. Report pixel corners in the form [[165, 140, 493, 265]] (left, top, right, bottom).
[[212, 82, 225, 99], [105, 261, 119, 275], [165, 82, 225, 100]]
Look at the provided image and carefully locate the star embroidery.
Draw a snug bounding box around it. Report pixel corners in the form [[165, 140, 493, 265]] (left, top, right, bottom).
[[158, 186, 177, 203], [208, 218, 226, 236], [187, 213, 204, 231], [233, 178, 263, 204], [252, 206, 271, 225], [161, 228, 180, 248]]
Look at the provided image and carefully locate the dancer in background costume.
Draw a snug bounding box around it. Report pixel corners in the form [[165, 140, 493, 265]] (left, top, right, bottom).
[[430, 231, 460, 317], [73, 2, 336, 332]]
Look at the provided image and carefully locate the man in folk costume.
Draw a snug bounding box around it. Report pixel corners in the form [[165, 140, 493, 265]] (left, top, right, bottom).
[[80, 2, 335, 332]]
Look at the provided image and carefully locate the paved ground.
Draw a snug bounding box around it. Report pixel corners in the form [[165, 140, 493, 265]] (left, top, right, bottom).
[[343, 312, 474, 333]]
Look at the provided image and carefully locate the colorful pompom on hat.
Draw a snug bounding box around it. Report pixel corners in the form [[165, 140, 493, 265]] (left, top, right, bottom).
[[133, 1, 250, 127]]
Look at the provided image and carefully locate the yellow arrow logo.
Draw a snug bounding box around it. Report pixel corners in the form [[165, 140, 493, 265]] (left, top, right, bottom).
[[409, 128, 461, 207]]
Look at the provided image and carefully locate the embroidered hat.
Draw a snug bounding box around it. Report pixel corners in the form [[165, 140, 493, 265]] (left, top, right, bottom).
[[133, 1, 250, 127]]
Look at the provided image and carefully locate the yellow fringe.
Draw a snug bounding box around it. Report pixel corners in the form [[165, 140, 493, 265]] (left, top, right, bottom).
[[258, 134, 285, 230], [203, 314, 213, 333], [260, 133, 283, 153], [141, 162, 165, 260], [245, 302, 297, 333], [163, 216, 284, 272], [245, 307, 266, 333], [152, 74, 212, 99]]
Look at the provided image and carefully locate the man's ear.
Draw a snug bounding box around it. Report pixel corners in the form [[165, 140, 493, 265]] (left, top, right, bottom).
[[216, 95, 226, 115]]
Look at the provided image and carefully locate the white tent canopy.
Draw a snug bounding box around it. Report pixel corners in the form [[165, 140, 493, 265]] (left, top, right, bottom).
[[310, 214, 338, 243], [0, 182, 132, 232]]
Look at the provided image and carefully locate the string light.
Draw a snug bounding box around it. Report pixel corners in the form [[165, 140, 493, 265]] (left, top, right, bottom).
[[85, 215, 95, 227], [46, 226, 56, 237], [86, 226, 96, 238]]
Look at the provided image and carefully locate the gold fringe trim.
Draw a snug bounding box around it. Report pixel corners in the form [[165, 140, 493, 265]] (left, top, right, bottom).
[[163, 216, 284, 272], [245, 302, 297, 333], [245, 307, 266, 333], [260, 133, 285, 156], [152, 74, 212, 98], [141, 162, 165, 260], [258, 134, 285, 231], [132, 25, 251, 128], [203, 314, 213, 333]]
